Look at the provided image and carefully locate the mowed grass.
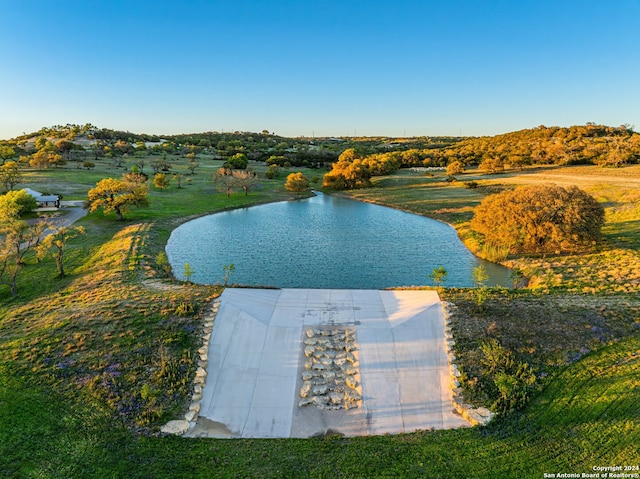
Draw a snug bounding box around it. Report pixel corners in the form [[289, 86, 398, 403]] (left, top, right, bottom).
[[1, 336, 638, 478], [1, 159, 639, 477]]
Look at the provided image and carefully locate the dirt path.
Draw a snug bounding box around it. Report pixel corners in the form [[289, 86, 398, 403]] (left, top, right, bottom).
[[20, 201, 88, 250]]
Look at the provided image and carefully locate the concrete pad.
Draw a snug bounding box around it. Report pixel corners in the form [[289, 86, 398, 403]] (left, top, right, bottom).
[[196, 288, 471, 438]]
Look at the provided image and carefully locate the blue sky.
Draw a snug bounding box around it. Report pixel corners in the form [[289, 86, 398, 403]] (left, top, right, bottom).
[[1, 0, 639, 139]]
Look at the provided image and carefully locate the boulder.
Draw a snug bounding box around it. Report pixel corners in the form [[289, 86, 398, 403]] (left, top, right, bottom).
[[345, 375, 358, 389], [345, 366, 358, 376], [312, 395, 329, 407], [300, 382, 312, 398], [312, 384, 328, 395], [160, 420, 190, 435], [322, 371, 336, 381]]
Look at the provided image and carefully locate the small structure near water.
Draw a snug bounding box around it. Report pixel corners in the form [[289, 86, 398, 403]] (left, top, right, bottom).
[[24, 188, 61, 209]]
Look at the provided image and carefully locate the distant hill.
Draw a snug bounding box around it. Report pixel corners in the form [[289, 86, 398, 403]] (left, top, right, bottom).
[[441, 123, 640, 168], [2, 123, 639, 168]]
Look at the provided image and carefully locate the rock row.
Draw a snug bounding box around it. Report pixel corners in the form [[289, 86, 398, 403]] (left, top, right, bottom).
[[298, 327, 362, 410]]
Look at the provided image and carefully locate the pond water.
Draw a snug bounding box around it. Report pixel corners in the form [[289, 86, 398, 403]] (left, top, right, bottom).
[[166, 192, 510, 289]]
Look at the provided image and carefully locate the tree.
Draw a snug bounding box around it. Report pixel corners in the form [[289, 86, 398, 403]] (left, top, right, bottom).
[[509, 267, 525, 289], [183, 263, 194, 283], [0, 145, 16, 165], [122, 171, 148, 185], [151, 159, 163, 174], [265, 164, 280, 179], [322, 158, 371, 190], [225, 152, 249, 169], [223, 263, 235, 286], [472, 265, 489, 287], [49, 153, 66, 168], [29, 150, 54, 169], [155, 251, 172, 276], [55, 139, 75, 162], [113, 140, 133, 155], [0, 161, 22, 191], [472, 265, 490, 311], [187, 158, 199, 175], [479, 156, 504, 174], [232, 169, 258, 196], [338, 148, 358, 163], [429, 265, 448, 287], [266, 155, 286, 167], [0, 207, 47, 296], [173, 172, 184, 188], [471, 185, 605, 254], [153, 173, 170, 190], [87, 178, 149, 221], [37, 223, 86, 278], [446, 161, 464, 176], [83, 161, 95, 170], [214, 167, 236, 197], [135, 156, 146, 173], [0, 189, 37, 215], [285, 172, 310, 192], [0, 193, 20, 221]]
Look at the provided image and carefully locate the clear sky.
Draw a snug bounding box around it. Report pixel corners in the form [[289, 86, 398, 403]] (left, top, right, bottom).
[[1, 0, 639, 140]]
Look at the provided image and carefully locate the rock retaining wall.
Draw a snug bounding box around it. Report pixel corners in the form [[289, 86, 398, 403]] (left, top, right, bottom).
[[442, 301, 495, 426], [160, 299, 220, 436]]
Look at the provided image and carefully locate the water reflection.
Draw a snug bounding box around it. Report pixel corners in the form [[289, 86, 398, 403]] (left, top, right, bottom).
[[166, 192, 510, 288]]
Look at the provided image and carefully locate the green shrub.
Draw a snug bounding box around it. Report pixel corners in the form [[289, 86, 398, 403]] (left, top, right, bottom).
[[155, 251, 172, 276], [480, 339, 538, 413], [175, 302, 195, 316]]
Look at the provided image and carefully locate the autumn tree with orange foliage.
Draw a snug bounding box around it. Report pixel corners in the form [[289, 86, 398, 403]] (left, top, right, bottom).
[[87, 177, 149, 221], [284, 172, 309, 192], [471, 185, 604, 254], [322, 148, 372, 190]]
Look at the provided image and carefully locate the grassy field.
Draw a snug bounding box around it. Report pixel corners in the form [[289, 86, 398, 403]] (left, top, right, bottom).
[[2, 335, 637, 477], [344, 165, 640, 293], [1, 158, 639, 478]]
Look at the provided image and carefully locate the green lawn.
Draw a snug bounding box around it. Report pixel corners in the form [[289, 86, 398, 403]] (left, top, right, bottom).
[[2, 337, 637, 478]]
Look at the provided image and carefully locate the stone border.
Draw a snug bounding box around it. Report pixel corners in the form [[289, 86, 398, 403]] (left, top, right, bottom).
[[442, 301, 495, 426], [160, 299, 220, 436], [161, 297, 494, 435]]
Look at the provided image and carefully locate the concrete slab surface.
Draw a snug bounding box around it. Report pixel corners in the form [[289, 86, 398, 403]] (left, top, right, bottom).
[[195, 288, 470, 438]]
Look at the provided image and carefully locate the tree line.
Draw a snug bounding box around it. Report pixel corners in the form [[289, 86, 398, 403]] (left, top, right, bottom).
[[440, 123, 640, 169]]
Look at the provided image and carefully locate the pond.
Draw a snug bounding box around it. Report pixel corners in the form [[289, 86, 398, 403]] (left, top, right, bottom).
[[166, 192, 510, 289]]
